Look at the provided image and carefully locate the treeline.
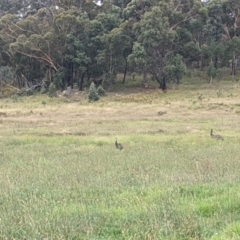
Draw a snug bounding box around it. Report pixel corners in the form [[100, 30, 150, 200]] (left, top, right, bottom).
[[0, 0, 239, 92]]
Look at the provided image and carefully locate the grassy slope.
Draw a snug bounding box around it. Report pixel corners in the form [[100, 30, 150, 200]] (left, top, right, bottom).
[[0, 75, 240, 239]]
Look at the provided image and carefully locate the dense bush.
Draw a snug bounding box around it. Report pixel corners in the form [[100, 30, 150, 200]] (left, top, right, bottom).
[[88, 82, 99, 101], [97, 85, 106, 96]]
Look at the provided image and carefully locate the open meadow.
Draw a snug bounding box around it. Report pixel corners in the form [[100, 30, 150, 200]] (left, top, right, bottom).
[[0, 76, 240, 239]]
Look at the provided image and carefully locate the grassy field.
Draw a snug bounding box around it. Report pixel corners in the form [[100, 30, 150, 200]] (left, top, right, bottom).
[[0, 75, 240, 239]]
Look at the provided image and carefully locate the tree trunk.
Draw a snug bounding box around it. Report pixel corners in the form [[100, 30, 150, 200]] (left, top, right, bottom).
[[142, 67, 147, 83], [66, 63, 73, 88], [156, 73, 167, 92], [214, 56, 218, 69], [70, 63, 74, 89], [122, 59, 128, 84], [199, 55, 203, 71], [161, 74, 167, 92], [79, 72, 85, 91], [231, 52, 236, 76], [210, 76, 212, 84]]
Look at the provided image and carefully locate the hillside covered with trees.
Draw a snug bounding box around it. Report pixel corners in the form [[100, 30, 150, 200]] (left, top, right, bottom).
[[0, 0, 239, 93]]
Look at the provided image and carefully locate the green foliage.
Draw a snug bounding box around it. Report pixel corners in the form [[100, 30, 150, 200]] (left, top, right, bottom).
[[197, 202, 218, 217], [102, 72, 115, 90], [48, 82, 57, 97], [130, 6, 178, 89], [0, 0, 240, 93], [40, 85, 47, 94], [166, 54, 187, 84], [183, 41, 201, 61], [53, 69, 67, 90], [0, 66, 13, 79], [41, 100, 46, 105], [128, 42, 147, 68], [97, 85, 106, 96], [88, 82, 99, 101], [207, 63, 217, 79]]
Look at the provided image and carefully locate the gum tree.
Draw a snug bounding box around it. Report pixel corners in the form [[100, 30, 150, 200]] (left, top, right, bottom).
[[128, 0, 205, 90]]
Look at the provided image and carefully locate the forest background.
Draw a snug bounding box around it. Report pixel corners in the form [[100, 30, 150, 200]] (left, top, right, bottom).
[[0, 0, 240, 94]]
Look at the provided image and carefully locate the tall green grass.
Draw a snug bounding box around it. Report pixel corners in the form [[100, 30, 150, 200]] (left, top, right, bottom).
[[1, 76, 240, 239], [0, 133, 240, 239]]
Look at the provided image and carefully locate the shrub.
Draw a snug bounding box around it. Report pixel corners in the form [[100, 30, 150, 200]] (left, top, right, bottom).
[[97, 85, 106, 96], [88, 82, 99, 101], [102, 72, 116, 90], [102, 73, 111, 90], [48, 83, 57, 97], [207, 63, 217, 83], [166, 54, 186, 84], [40, 85, 47, 94]]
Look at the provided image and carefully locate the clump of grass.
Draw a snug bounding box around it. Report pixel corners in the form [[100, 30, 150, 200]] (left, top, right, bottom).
[[196, 202, 219, 217], [97, 85, 106, 96], [41, 100, 47, 106], [157, 111, 167, 116], [164, 99, 171, 105], [197, 93, 204, 101], [0, 112, 7, 117], [217, 90, 223, 98]]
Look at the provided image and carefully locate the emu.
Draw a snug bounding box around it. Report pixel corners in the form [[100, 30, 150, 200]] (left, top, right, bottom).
[[210, 129, 224, 140], [115, 138, 123, 150]]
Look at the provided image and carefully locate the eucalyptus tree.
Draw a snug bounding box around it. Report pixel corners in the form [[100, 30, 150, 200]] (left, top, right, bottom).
[[52, 7, 84, 89], [129, 6, 175, 90], [204, 0, 225, 68], [95, 4, 128, 87], [0, 13, 34, 87], [177, 17, 207, 70], [1, 7, 61, 87], [122, 0, 153, 83], [0, 14, 19, 65], [97, 13, 133, 86], [112, 0, 132, 12], [65, 33, 90, 90], [0, 5, 69, 88], [0, 0, 54, 18], [166, 54, 186, 85], [61, 2, 123, 90], [221, 0, 240, 75], [123, 0, 151, 21], [203, 0, 240, 75], [128, 0, 205, 90]]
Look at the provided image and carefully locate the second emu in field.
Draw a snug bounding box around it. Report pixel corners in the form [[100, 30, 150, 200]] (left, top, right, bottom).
[[210, 129, 224, 140], [115, 138, 123, 150]]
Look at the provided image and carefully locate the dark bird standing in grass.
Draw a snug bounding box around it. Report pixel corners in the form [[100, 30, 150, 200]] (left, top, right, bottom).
[[210, 129, 224, 140], [115, 138, 123, 150]]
